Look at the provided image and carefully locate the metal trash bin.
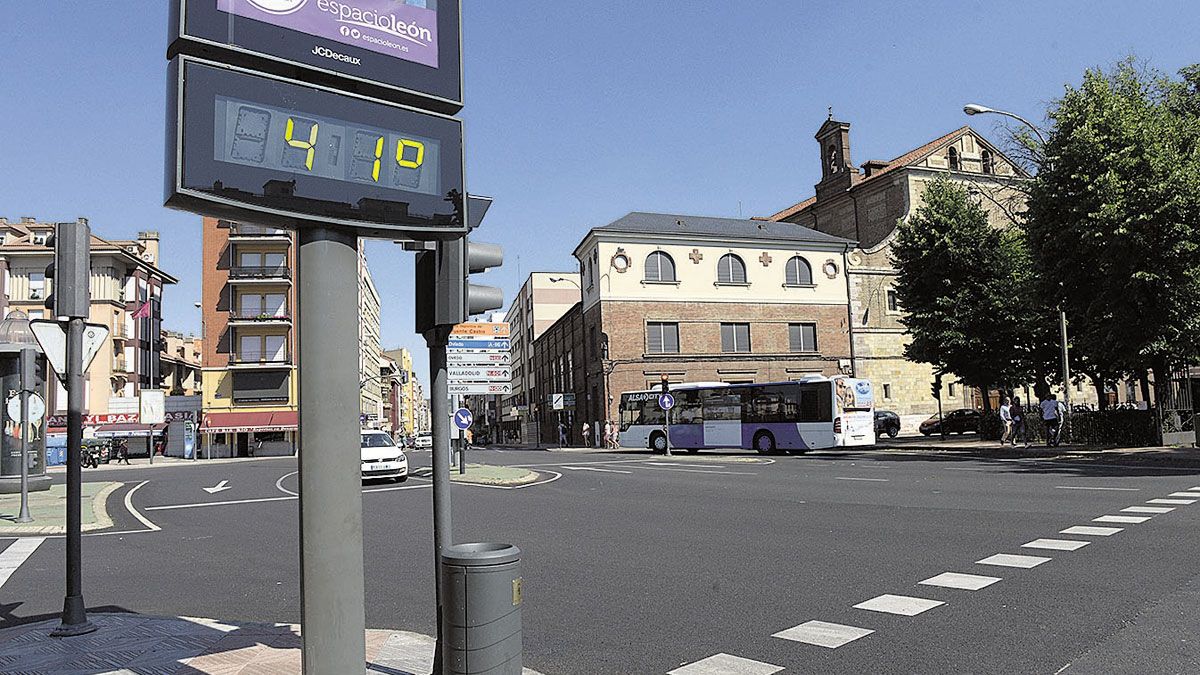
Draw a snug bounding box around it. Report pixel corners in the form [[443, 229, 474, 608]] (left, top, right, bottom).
[[441, 542, 522, 674]]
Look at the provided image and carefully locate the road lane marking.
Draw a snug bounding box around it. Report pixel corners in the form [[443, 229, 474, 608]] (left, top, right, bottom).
[[645, 462, 726, 468], [618, 465, 757, 476], [976, 553, 1051, 569], [0, 537, 45, 591], [668, 653, 783, 675], [508, 458, 658, 468], [919, 572, 1001, 590], [146, 484, 433, 510], [1147, 498, 1195, 505], [772, 620, 873, 648], [1093, 515, 1151, 524], [275, 471, 299, 496], [1054, 486, 1139, 491], [1167, 492, 1200, 498], [853, 594, 944, 616], [1023, 538, 1089, 551], [1122, 506, 1174, 514], [834, 477, 889, 482], [561, 466, 633, 474], [203, 480, 232, 494], [124, 481, 161, 531], [1061, 526, 1123, 536]]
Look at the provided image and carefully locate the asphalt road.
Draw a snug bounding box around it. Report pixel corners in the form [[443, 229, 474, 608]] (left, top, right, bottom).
[[3, 447, 1200, 674]]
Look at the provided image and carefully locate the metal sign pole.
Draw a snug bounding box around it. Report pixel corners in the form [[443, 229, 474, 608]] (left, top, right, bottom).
[[52, 317, 93, 636], [425, 327, 453, 674], [297, 226, 365, 673]]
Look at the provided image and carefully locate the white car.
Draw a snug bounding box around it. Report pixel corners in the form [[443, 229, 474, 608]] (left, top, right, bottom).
[[414, 433, 433, 449], [361, 431, 408, 482]]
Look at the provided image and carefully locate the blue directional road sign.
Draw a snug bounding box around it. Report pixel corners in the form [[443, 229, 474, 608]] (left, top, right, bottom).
[[453, 408, 474, 431], [658, 393, 675, 411]]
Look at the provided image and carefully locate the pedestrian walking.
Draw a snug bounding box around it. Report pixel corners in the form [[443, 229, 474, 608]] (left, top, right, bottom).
[[558, 421, 568, 447], [1040, 393, 1063, 446], [582, 422, 591, 448], [605, 420, 617, 449], [999, 396, 1013, 445], [115, 439, 130, 465], [1010, 395, 1029, 448]]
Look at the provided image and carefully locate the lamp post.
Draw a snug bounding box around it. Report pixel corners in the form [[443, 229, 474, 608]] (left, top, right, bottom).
[[964, 103, 1072, 424]]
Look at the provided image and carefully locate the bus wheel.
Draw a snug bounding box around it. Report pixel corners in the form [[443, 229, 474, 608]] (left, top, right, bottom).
[[753, 431, 776, 455], [650, 432, 667, 454]]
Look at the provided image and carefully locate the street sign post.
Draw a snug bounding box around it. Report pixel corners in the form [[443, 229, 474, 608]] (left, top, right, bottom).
[[452, 408, 473, 431], [29, 321, 109, 384], [658, 393, 675, 411]]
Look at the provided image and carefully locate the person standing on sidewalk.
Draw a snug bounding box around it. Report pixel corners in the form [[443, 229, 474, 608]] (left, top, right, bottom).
[[999, 397, 1013, 446], [582, 422, 591, 448], [1010, 395, 1029, 448]]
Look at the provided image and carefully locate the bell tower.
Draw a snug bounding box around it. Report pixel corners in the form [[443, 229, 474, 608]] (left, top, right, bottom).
[[815, 112, 858, 198]]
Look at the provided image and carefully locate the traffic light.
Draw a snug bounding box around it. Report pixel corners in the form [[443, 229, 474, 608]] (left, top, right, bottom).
[[931, 374, 943, 399], [414, 237, 504, 334], [43, 220, 91, 320], [465, 238, 503, 317]]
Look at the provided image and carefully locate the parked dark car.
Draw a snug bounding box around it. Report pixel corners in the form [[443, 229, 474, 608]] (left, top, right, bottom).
[[874, 410, 901, 438], [919, 408, 982, 435]]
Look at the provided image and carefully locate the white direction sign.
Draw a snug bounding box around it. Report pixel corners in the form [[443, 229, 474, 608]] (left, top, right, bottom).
[[30, 320, 110, 379], [6, 392, 46, 423], [447, 351, 511, 366], [140, 390, 166, 425], [448, 382, 513, 395], [448, 367, 511, 382]]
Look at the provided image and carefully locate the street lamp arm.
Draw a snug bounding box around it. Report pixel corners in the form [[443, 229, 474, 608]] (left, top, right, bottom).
[[963, 103, 1048, 146]]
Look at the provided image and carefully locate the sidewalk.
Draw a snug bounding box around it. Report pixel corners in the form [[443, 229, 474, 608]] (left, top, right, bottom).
[[0, 481, 121, 535], [876, 435, 1200, 468], [0, 613, 541, 674], [47, 455, 289, 472]]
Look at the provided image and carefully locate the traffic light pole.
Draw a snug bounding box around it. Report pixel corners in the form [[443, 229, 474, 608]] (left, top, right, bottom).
[[296, 226, 365, 674], [52, 317, 93, 637], [425, 326, 453, 674]]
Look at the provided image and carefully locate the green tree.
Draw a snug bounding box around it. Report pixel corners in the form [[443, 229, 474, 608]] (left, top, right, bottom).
[[891, 176, 1043, 405], [1026, 59, 1200, 391]]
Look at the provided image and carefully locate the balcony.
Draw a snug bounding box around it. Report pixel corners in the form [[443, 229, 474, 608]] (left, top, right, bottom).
[[112, 325, 131, 340], [228, 310, 292, 326], [228, 224, 292, 242], [228, 266, 291, 283], [112, 357, 130, 374], [229, 351, 292, 369]]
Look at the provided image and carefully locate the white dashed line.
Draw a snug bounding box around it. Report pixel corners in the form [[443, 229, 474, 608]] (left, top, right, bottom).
[[1122, 506, 1174, 514], [919, 572, 1001, 590], [1148, 498, 1195, 505], [773, 620, 874, 648], [1023, 538, 1089, 551], [1168, 492, 1200, 498], [561, 466, 633, 474], [1054, 486, 1140, 491], [668, 653, 783, 675], [976, 553, 1051, 569], [853, 594, 944, 616], [1061, 526, 1123, 536], [1093, 515, 1151, 524], [834, 477, 889, 482], [0, 538, 45, 591]]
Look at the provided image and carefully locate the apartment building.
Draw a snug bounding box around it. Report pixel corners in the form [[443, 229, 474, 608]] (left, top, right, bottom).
[[383, 347, 418, 436], [359, 244, 383, 427], [0, 217, 176, 425], [160, 330, 202, 396]]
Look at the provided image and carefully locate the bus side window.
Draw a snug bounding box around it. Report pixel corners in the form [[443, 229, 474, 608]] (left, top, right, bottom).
[[676, 390, 702, 424], [798, 383, 832, 422]]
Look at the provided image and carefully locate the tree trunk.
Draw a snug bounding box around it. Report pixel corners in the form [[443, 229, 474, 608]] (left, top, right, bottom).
[[1092, 373, 1108, 410], [1140, 371, 1152, 404]]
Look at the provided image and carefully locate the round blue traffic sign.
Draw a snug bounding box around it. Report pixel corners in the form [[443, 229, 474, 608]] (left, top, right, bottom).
[[452, 408, 474, 430], [658, 393, 675, 411]]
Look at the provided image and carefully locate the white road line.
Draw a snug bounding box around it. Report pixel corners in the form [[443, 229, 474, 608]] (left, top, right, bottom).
[[668, 653, 784, 675], [1147, 498, 1196, 505], [146, 495, 299, 511], [124, 481, 161, 531], [1192, 486, 1200, 491], [1023, 538, 1089, 551], [620, 465, 757, 476], [1061, 526, 1123, 536], [1122, 506, 1175, 514], [1168, 492, 1200, 498], [645, 462, 726, 468], [919, 572, 1002, 591], [507, 458, 658, 469], [976, 553, 1051, 569], [362, 484, 434, 494], [561, 466, 633, 474], [275, 471, 299, 496], [1093, 515, 1151, 524], [834, 476, 889, 482], [0, 538, 45, 591], [772, 620, 874, 648], [853, 594, 944, 616], [1054, 486, 1140, 491]]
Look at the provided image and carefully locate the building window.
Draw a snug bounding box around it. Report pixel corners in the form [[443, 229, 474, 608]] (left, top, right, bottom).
[[948, 383, 957, 398], [28, 272, 45, 301], [716, 254, 747, 284], [239, 334, 287, 362], [789, 323, 817, 352], [948, 147, 960, 171], [785, 256, 813, 286], [886, 289, 900, 313], [646, 322, 680, 354], [883, 383, 893, 399], [721, 323, 751, 353], [644, 251, 676, 283], [981, 149, 995, 175]]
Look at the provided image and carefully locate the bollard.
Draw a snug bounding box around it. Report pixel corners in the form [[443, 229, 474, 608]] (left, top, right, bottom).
[[440, 543, 523, 674]]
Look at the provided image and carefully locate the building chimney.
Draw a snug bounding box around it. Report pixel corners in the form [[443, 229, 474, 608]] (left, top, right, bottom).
[[862, 160, 890, 178], [20, 217, 36, 224], [138, 231, 160, 266]]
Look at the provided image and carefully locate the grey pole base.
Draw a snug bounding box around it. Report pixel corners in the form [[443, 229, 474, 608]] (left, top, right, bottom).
[[51, 597, 95, 637]]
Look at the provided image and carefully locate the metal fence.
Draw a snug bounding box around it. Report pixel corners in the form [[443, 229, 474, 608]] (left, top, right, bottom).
[[980, 407, 1159, 447]]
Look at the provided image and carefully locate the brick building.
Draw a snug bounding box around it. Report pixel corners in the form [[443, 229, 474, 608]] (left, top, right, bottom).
[[531, 303, 586, 446], [570, 212, 856, 441]]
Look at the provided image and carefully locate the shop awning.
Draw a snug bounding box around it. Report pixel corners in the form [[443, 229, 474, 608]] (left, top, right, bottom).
[[93, 423, 167, 438], [201, 411, 298, 434]]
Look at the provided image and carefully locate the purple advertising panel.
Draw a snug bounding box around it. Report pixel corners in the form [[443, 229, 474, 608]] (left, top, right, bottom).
[[216, 0, 439, 68]]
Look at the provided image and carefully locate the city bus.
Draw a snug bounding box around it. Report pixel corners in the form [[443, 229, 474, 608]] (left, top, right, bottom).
[[618, 376, 875, 453]]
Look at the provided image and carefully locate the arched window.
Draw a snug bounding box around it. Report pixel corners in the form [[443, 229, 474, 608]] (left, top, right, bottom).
[[981, 149, 995, 175], [948, 147, 960, 171], [717, 254, 746, 284], [644, 251, 676, 283], [785, 256, 813, 286]]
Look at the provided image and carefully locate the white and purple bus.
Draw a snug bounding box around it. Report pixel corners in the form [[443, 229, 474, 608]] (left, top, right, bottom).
[[619, 376, 875, 453]]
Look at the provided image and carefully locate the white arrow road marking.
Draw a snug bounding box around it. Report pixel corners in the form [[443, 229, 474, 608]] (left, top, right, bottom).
[[562, 466, 633, 474], [203, 480, 232, 494]]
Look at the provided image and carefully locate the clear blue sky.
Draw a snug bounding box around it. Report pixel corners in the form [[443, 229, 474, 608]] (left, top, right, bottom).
[[1, 1, 1195, 387]]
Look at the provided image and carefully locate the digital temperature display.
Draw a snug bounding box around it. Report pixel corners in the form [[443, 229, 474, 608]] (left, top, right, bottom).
[[166, 57, 466, 237], [214, 96, 441, 196]]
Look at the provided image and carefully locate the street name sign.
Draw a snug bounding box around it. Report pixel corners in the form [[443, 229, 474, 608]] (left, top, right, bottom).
[[448, 383, 512, 395], [30, 320, 109, 383], [447, 367, 511, 382], [448, 322, 512, 395], [446, 351, 511, 366], [451, 322, 510, 338], [447, 338, 510, 351]]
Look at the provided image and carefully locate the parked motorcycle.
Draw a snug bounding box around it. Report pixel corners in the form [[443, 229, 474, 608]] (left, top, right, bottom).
[[81, 446, 102, 469]]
